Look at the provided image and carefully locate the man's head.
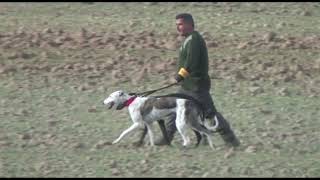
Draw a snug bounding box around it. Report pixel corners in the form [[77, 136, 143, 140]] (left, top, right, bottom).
[[175, 13, 194, 37]]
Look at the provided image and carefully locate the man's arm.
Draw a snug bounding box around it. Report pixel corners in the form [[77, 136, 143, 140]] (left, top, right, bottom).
[[176, 35, 201, 82]]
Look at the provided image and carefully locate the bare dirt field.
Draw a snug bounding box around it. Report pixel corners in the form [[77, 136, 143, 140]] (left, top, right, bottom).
[[0, 2, 319, 177]]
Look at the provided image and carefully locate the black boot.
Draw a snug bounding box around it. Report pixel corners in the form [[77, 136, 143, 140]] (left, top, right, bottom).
[[215, 112, 240, 147]]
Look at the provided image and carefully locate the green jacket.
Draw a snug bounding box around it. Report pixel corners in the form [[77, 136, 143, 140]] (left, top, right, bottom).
[[178, 31, 210, 92]]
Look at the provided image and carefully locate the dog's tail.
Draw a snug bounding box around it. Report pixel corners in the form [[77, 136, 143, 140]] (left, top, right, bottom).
[[204, 115, 219, 132]]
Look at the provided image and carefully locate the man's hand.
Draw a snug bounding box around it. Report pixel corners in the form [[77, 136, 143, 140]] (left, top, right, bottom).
[[175, 74, 184, 83]]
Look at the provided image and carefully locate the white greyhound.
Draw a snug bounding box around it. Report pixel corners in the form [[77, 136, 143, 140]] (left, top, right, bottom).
[[103, 90, 219, 149]]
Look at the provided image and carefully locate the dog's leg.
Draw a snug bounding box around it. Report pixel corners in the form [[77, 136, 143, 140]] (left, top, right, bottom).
[[205, 134, 215, 150], [176, 115, 191, 147], [112, 123, 140, 144], [176, 101, 191, 147], [193, 130, 202, 147], [145, 123, 155, 146], [179, 127, 191, 147], [190, 122, 216, 150], [157, 119, 170, 145], [134, 125, 148, 147]]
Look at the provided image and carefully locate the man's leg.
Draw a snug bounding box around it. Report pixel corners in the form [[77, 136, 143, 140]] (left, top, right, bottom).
[[215, 112, 240, 147], [200, 91, 240, 148]]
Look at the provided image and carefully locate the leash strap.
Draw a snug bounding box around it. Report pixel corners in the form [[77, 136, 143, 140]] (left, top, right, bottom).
[[129, 82, 178, 97]]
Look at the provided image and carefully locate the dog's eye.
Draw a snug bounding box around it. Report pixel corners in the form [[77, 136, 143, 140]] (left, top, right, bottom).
[[119, 92, 124, 96]]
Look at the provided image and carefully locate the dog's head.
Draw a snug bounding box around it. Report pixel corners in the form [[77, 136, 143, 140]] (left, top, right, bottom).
[[103, 90, 131, 110]]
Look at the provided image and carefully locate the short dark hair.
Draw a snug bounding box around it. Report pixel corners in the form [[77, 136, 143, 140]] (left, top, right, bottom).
[[176, 13, 194, 27]]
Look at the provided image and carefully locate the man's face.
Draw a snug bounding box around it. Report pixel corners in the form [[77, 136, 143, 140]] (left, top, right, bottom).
[[176, 18, 192, 36]]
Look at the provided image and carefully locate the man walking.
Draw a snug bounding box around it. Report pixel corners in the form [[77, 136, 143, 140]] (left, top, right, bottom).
[[155, 13, 240, 148]]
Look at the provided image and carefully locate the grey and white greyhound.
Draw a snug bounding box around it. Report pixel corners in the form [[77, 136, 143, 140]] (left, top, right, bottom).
[[103, 90, 219, 149]]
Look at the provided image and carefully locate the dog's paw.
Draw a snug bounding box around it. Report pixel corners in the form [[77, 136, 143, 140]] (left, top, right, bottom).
[[112, 140, 119, 144]]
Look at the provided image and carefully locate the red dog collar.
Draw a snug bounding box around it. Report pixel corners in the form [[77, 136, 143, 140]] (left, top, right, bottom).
[[124, 96, 137, 107]]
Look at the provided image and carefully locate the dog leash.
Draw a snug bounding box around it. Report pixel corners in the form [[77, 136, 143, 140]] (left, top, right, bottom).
[[128, 82, 179, 97]]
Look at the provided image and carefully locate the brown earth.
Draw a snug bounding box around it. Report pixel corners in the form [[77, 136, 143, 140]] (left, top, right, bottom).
[[1, 28, 319, 96]]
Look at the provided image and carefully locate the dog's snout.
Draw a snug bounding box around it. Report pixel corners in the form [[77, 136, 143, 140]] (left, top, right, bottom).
[[103, 99, 108, 105]]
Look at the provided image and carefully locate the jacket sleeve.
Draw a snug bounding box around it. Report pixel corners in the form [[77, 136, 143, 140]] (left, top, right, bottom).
[[184, 35, 200, 74]]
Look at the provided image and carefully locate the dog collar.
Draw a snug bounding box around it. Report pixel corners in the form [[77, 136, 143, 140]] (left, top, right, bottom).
[[124, 96, 137, 107]]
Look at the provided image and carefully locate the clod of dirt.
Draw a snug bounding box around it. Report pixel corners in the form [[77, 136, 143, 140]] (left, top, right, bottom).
[[245, 145, 257, 153], [72, 142, 85, 149], [63, 64, 73, 70], [295, 71, 305, 80], [111, 168, 120, 176], [289, 64, 303, 72], [111, 69, 124, 80], [20, 133, 32, 140], [300, 11, 312, 16], [109, 160, 117, 168], [42, 28, 53, 34], [241, 167, 251, 175], [237, 41, 250, 49], [77, 85, 89, 91], [50, 66, 61, 73], [285, 72, 297, 82], [86, 156, 94, 161], [248, 86, 264, 95], [251, 23, 258, 28], [272, 143, 281, 149], [259, 108, 272, 115], [88, 106, 98, 113], [20, 52, 34, 59], [39, 42, 50, 48], [224, 6, 233, 13], [7, 52, 19, 59], [263, 23, 271, 28], [222, 166, 232, 173], [201, 172, 210, 177], [0, 141, 11, 147], [224, 147, 235, 159], [98, 86, 107, 93], [35, 161, 49, 172], [140, 159, 149, 166], [277, 87, 289, 96], [18, 109, 29, 116], [48, 120, 59, 127], [276, 22, 287, 29], [94, 140, 111, 149], [234, 71, 246, 80], [48, 38, 63, 47], [153, 62, 167, 74], [263, 32, 277, 42], [16, 26, 26, 36], [132, 67, 148, 83], [207, 41, 218, 48], [0, 66, 17, 74], [164, 41, 178, 50]]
